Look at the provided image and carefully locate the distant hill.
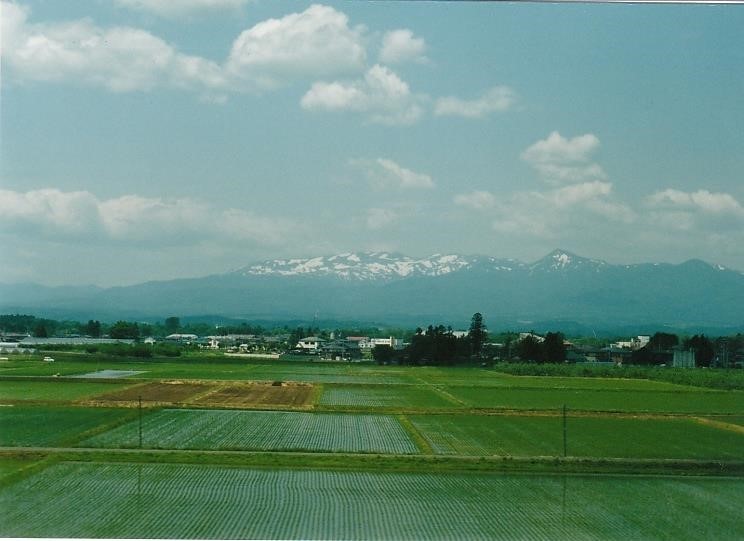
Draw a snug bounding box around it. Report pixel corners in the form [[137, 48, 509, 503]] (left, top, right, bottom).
[[1, 250, 743, 332]]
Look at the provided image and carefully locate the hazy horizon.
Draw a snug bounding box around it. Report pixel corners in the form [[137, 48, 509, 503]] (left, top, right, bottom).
[[2, 1, 743, 287]]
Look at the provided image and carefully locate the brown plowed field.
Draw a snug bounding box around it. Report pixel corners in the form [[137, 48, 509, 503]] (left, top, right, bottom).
[[91, 381, 211, 404], [85, 380, 315, 409], [195, 382, 314, 408]]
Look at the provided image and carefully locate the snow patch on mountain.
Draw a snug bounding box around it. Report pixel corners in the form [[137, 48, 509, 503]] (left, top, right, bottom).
[[237, 252, 478, 281]]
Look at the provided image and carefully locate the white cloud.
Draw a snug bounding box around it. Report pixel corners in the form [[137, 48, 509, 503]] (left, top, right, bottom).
[[301, 64, 424, 125], [366, 208, 398, 230], [353, 158, 434, 190], [226, 4, 367, 89], [0, 188, 101, 236], [647, 189, 744, 216], [379, 29, 427, 65], [522, 131, 600, 164], [491, 181, 634, 238], [645, 188, 744, 232], [454, 190, 495, 210], [0, 189, 293, 246], [1, 3, 367, 96], [0, 1, 226, 93], [115, 0, 250, 17], [521, 131, 607, 185], [435, 86, 517, 118]]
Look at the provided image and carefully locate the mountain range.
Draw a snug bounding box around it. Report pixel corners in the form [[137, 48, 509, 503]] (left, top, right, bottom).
[[1, 250, 742, 333]]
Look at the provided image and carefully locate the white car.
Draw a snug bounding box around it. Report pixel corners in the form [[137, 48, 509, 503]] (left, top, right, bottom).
[[43, 356, 55, 362]]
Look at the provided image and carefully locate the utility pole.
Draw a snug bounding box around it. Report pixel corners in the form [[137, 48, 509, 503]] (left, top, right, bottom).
[[138, 395, 143, 449]]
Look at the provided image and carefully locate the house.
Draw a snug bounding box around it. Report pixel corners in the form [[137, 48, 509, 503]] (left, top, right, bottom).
[[357, 337, 405, 350], [320, 340, 362, 361], [519, 332, 545, 343], [610, 336, 650, 350], [296, 336, 325, 352]]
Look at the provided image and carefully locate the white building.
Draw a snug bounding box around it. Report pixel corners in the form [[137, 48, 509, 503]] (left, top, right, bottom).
[[358, 337, 405, 350], [519, 332, 545, 343], [611, 336, 650, 350], [165, 333, 198, 343], [296, 336, 325, 351]]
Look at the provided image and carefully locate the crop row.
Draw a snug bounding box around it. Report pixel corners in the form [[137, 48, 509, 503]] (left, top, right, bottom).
[[2, 462, 742, 539], [82, 409, 419, 454], [0, 406, 134, 447], [408, 414, 744, 460], [445, 386, 744, 414], [320, 385, 455, 408]]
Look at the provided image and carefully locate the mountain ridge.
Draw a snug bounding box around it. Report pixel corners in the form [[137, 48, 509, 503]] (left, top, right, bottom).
[[1, 250, 742, 330]]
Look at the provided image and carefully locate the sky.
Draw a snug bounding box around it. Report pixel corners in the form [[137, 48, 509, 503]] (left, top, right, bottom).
[[1, 0, 743, 287]]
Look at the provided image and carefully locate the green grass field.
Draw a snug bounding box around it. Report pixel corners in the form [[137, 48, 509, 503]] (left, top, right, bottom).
[[1, 462, 742, 540], [0, 380, 133, 402], [320, 384, 457, 408], [2, 355, 743, 539], [0, 406, 135, 447], [82, 409, 419, 454], [446, 386, 744, 414], [408, 414, 744, 460]]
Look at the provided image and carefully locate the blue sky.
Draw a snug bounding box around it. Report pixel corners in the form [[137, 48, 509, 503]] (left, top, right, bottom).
[[1, 0, 743, 286]]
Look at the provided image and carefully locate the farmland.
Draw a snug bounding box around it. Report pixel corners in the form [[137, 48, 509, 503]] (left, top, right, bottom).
[[82, 409, 419, 454], [1, 354, 743, 539], [1, 462, 743, 540]]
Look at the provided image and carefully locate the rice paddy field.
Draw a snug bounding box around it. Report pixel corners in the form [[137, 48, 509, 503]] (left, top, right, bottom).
[[82, 409, 419, 454], [1, 354, 743, 539], [2, 462, 742, 540]]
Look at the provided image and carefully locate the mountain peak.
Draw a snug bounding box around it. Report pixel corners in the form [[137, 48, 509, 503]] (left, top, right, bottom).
[[530, 249, 607, 273], [234, 252, 475, 281]]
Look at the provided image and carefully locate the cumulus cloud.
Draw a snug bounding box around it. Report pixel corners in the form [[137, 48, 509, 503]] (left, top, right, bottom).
[[115, 0, 249, 17], [301, 64, 424, 125], [435, 86, 517, 118], [490, 181, 635, 238], [379, 29, 427, 65], [226, 4, 366, 89], [647, 189, 744, 215], [352, 158, 434, 190], [1, 3, 368, 96], [454, 190, 496, 210], [366, 208, 398, 230], [0, 188, 293, 246], [0, 1, 226, 93], [645, 188, 744, 232], [521, 131, 607, 185]]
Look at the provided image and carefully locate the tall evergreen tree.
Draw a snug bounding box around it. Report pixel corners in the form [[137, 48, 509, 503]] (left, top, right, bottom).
[[468, 312, 487, 357]]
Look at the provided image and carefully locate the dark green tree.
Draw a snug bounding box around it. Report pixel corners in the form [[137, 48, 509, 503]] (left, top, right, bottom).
[[109, 321, 139, 339], [164, 317, 181, 333], [85, 320, 101, 338], [648, 332, 679, 351], [372, 344, 396, 364], [683, 334, 715, 367], [33, 323, 48, 338], [541, 332, 566, 363], [468, 312, 487, 357], [516, 335, 542, 362], [288, 327, 305, 349]]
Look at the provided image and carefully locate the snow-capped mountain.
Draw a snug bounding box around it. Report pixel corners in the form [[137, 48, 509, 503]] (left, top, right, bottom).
[[528, 249, 608, 274], [2, 250, 743, 330], [236, 252, 520, 281]]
